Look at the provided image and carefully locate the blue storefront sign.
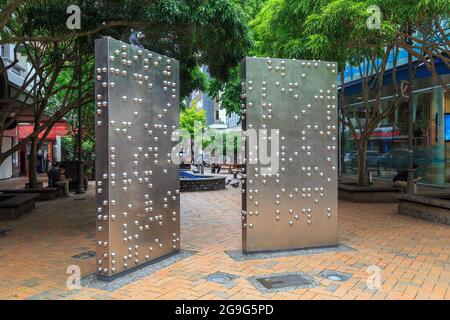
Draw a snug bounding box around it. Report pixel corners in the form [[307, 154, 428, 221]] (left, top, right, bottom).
[[445, 114, 450, 142]]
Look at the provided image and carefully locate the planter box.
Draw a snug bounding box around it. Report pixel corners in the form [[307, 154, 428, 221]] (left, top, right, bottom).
[[338, 183, 402, 203], [25, 181, 44, 189], [0, 194, 39, 220], [398, 194, 450, 225], [0, 188, 61, 201]]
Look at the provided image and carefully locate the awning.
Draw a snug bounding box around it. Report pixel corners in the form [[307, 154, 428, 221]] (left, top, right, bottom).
[[342, 57, 450, 97], [17, 122, 68, 141]]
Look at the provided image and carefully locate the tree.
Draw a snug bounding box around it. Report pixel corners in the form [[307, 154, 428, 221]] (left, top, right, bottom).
[[0, 0, 98, 187], [50, 65, 96, 166], [0, 0, 253, 186], [130, 0, 253, 98], [207, 0, 268, 117], [250, 0, 449, 186], [207, 66, 242, 117], [180, 105, 208, 162], [1, 0, 252, 102], [0, 0, 26, 31], [395, 0, 449, 91], [0, 38, 92, 187]]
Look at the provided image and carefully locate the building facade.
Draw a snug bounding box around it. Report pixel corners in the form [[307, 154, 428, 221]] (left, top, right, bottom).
[[0, 44, 67, 179], [340, 49, 450, 187], [188, 65, 241, 131]]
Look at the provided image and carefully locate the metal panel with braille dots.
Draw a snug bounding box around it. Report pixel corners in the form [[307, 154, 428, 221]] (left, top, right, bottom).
[[241, 57, 338, 252], [95, 37, 180, 279]]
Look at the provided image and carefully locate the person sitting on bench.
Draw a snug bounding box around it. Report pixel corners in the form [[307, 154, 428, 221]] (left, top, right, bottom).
[[47, 164, 70, 195], [393, 164, 421, 194], [211, 162, 221, 174]]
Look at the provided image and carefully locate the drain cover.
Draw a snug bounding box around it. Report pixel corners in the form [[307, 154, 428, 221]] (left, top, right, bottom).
[[209, 275, 230, 284], [319, 269, 352, 282], [328, 275, 343, 281], [248, 272, 318, 293], [206, 272, 239, 284], [257, 274, 311, 289], [72, 251, 96, 260]]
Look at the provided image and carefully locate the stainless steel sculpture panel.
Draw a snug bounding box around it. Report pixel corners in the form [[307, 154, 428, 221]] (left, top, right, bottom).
[[241, 57, 338, 252], [95, 37, 180, 278]]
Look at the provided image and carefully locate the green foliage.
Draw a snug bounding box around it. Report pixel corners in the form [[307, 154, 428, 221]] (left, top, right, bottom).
[[134, 0, 252, 97], [249, 0, 286, 57], [0, 0, 255, 170], [251, 0, 449, 63], [206, 0, 268, 117], [232, 0, 268, 23], [223, 130, 242, 156], [61, 135, 95, 162], [180, 105, 207, 136], [2, 0, 252, 100], [248, 0, 449, 186], [179, 104, 211, 153], [184, 68, 210, 109], [207, 66, 242, 117]]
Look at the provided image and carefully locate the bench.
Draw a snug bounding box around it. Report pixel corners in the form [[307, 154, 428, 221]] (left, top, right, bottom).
[[338, 183, 403, 203], [0, 188, 61, 201], [398, 194, 450, 225], [221, 164, 244, 174], [0, 194, 39, 220]]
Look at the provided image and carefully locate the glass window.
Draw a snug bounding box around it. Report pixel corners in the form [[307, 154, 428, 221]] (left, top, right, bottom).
[[340, 88, 446, 186]]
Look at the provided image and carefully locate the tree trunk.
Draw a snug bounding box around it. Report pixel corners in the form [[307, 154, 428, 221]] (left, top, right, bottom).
[[28, 135, 39, 188], [357, 138, 368, 187], [73, 135, 78, 161], [190, 138, 194, 165]]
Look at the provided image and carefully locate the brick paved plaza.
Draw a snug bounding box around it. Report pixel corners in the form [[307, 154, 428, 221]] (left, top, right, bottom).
[[0, 181, 449, 300]]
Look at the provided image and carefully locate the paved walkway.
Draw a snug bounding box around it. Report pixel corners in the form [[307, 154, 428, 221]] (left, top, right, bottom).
[[0, 175, 48, 189], [0, 183, 449, 300]]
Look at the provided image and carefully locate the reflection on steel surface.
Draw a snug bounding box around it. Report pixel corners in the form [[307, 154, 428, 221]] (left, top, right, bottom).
[[241, 57, 338, 252], [95, 37, 180, 278]]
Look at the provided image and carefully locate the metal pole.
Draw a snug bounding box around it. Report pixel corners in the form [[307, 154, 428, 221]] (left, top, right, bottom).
[[76, 39, 85, 194], [406, 27, 415, 194]]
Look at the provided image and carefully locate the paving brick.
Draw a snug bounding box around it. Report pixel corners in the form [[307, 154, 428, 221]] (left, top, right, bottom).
[[0, 179, 449, 300]]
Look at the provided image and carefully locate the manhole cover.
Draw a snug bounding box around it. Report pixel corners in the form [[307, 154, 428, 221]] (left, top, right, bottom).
[[206, 272, 239, 284], [248, 272, 319, 293], [319, 269, 352, 282], [257, 274, 311, 289], [72, 251, 96, 260]]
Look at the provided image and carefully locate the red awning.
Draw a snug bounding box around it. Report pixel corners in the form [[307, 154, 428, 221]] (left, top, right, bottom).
[[18, 122, 68, 141]]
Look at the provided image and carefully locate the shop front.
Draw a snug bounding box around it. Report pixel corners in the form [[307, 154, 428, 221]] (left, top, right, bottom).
[[16, 122, 68, 177], [341, 63, 450, 187]]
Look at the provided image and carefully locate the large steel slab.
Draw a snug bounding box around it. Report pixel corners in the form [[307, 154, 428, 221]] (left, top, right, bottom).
[[95, 37, 180, 278], [241, 57, 338, 252]]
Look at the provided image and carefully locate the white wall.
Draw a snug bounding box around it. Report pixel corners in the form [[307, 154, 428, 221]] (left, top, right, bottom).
[[0, 137, 13, 180], [1, 44, 35, 91]]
